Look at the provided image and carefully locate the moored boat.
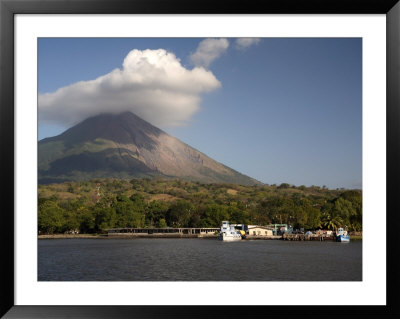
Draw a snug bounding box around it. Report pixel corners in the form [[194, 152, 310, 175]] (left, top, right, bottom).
[[336, 227, 350, 242], [218, 221, 242, 241]]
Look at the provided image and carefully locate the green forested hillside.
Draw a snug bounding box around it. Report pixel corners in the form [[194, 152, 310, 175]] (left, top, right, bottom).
[[38, 178, 362, 234]]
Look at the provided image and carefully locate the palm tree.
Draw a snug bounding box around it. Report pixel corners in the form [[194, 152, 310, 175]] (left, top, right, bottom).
[[320, 213, 331, 229], [326, 216, 344, 231]]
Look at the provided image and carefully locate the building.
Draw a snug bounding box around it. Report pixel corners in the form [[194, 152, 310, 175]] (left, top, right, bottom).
[[246, 226, 274, 237]]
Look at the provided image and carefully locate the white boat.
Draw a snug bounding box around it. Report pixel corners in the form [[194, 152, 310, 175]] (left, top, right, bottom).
[[336, 227, 350, 242], [218, 221, 242, 241]]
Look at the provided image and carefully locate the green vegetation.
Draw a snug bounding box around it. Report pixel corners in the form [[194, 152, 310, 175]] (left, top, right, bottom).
[[38, 179, 362, 234]]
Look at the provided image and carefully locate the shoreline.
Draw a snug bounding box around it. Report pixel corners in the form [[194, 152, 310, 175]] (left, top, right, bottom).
[[38, 234, 362, 240], [38, 234, 107, 239]]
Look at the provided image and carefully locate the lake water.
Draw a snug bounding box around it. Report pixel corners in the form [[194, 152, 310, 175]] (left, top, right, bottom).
[[38, 238, 362, 281]]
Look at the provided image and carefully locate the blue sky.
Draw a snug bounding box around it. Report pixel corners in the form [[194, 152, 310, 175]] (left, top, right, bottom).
[[38, 38, 362, 189]]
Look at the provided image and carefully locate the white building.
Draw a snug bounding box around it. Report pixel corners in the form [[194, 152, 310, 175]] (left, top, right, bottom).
[[246, 226, 274, 237]]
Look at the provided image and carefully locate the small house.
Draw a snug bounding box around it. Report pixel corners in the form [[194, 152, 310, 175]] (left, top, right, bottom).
[[246, 226, 274, 237]]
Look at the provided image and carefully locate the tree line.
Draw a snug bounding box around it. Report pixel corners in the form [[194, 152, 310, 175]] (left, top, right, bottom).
[[38, 179, 362, 234]]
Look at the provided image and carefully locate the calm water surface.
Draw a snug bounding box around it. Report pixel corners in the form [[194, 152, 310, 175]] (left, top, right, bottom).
[[38, 238, 362, 281]]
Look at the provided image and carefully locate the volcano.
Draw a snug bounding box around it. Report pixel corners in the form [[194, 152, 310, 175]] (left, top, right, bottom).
[[38, 112, 260, 185]]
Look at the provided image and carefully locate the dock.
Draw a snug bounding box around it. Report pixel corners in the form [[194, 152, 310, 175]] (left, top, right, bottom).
[[282, 233, 335, 241], [108, 227, 219, 238], [243, 235, 282, 240], [107, 227, 338, 241]]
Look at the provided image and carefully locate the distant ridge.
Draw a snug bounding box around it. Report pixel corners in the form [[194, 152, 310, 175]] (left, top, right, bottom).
[[38, 112, 261, 186]]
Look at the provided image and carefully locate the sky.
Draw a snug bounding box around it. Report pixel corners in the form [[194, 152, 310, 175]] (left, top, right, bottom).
[[38, 37, 362, 189]]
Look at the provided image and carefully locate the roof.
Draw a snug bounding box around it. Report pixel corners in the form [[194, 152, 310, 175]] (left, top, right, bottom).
[[247, 226, 274, 230]]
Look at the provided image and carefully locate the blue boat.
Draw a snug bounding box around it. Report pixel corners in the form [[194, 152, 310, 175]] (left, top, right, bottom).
[[336, 227, 350, 242]]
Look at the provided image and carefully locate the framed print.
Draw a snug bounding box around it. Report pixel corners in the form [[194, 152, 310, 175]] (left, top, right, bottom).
[[1, 0, 399, 318]]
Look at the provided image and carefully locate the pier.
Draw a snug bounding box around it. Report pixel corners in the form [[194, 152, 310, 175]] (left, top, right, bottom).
[[108, 227, 338, 241], [108, 227, 220, 238], [282, 233, 335, 241]]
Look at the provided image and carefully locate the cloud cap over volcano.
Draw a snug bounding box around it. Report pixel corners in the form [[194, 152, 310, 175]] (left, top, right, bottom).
[[39, 49, 221, 128]]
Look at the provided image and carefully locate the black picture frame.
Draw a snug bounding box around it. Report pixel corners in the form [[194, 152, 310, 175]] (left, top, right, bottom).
[[1, 0, 399, 318]]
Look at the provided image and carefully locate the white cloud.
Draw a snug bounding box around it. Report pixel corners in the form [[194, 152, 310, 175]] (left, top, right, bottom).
[[39, 49, 221, 128], [190, 38, 229, 68], [235, 38, 261, 50]]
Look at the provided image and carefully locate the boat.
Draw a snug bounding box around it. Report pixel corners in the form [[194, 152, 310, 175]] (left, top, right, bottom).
[[336, 227, 350, 242], [218, 221, 242, 241]]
